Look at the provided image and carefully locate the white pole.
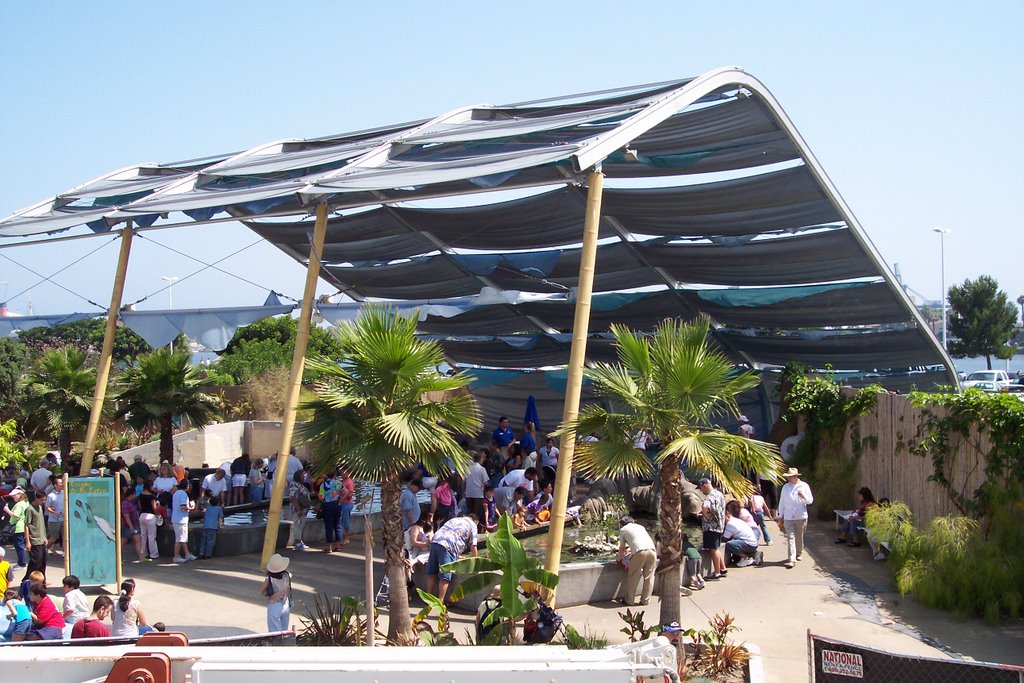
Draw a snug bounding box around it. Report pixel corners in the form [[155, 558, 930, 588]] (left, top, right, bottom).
[[932, 228, 951, 350], [161, 275, 179, 351]]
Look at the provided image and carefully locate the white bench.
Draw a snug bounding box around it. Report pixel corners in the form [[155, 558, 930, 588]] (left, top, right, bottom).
[[833, 509, 853, 531], [836, 508, 891, 559]]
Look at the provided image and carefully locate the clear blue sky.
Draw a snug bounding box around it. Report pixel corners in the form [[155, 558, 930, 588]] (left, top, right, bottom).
[[1, 1, 1022, 317]]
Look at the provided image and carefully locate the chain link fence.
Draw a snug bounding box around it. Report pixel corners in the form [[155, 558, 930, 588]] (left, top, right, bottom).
[[810, 632, 1023, 682]]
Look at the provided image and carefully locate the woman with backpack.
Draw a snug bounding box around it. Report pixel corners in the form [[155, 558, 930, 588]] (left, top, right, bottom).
[[262, 554, 292, 632], [287, 470, 311, 551], [337, 468, 356, 546], [318, 469, 343, 554]]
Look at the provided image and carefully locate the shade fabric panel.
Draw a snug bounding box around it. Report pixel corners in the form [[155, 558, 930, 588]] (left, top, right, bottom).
[[601, 165, 841, 237], [0, 313, 97, 336], [0, 69, 954, 394], [716, 328, 945, 370], [645, 230, 875, 286], [120, 304, 294, 351]]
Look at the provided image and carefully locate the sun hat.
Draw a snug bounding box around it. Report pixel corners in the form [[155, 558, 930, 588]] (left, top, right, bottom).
[[267, 553, 290, 574], [784, 467, 801, 477], [0, 547, 6, 558], [9, 486, 25, 497], [738, 415, 749, 423]]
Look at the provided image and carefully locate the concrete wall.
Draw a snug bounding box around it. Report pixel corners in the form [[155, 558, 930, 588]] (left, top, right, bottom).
[[112, 420, 311, 468]]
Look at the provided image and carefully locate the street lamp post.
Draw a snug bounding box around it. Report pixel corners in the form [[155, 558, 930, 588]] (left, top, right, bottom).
[[932, 228, 951, 349], [160, 275, 178, 351]]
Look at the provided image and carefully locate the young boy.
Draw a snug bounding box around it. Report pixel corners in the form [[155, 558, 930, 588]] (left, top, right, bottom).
[[3, 589, 32, 641], [481, 485, 498, 532], [682, 536, 706, 591], [25, 584, 65, 641], [199, 495, 224, 559], [70, 596, 113, 639], [62, 575, 89, 631]]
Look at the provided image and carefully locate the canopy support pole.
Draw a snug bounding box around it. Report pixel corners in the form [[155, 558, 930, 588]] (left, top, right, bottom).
[[81, 223, 134, 474], [544, 169, 604, 603], [260, 203, 328, 570]]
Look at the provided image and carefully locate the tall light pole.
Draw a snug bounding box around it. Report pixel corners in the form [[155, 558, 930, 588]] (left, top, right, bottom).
[[932, 228, 951, 349], [160, 275, 178, 351]]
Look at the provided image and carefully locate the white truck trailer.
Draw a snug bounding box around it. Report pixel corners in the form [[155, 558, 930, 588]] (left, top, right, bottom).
[[0, 634, 679, 683]]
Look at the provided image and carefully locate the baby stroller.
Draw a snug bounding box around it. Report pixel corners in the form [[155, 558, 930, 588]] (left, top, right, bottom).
[[522, 595, 562, 644]]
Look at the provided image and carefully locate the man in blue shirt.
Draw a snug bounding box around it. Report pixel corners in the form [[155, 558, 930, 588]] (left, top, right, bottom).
[[490, 416, 514, 452], [401, 479, 423, 531], [171, 480, 196, 564]]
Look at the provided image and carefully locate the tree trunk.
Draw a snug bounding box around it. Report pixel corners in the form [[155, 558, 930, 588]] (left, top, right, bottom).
[[657, 454, 683, 625], [58, 428, 72, 465], [382, 475, 412, 643], [160, 414, 174, 463], [986, 355, 992, 370]]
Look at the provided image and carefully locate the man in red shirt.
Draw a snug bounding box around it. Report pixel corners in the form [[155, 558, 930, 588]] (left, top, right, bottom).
[[71, 596, 114, 639]]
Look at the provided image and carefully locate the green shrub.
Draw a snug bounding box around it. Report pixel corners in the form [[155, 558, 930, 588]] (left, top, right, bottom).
[[869, 501, 1024, 623]]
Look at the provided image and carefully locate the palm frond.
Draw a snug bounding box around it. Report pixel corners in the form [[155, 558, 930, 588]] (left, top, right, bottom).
[[663, 429, 782, 498]]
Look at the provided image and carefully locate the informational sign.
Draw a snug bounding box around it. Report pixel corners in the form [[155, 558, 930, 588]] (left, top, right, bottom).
[[66, 477, 120, 587], [810, 633, 1024, 683]]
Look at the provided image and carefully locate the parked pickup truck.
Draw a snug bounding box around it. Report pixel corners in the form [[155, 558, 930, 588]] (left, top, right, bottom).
[[961, 370, 1012, 392]]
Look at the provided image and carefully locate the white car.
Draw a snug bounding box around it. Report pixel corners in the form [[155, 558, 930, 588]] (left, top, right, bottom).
[[962, 370, 1011, 392]]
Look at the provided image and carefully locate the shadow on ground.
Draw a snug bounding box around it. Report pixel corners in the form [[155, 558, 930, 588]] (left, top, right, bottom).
[[803, 518, 1024, 666]]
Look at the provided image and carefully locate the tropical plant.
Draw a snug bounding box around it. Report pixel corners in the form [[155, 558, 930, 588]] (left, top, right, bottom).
[[557, 316, 783, 625], [113, 350, 220, 462], [947, 275, 1018, 369], [412, 589, 460, 646], [297, 306, 481, 642], [297, 593, 373, 645], [20, 347, 97, 462], [0, 419, 23, 469], [559, 623, 608, 649], [618, 607, 658, 642], [217, 315, 344, 383], [444, 513, 560, 645], [682, 612, 749, 680], [17, 317, 151, 362], [0, 337, 30, 422], [868, 501, 1024, 623]]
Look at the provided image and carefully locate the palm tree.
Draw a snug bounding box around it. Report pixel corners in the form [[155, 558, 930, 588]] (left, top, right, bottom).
[[1016, 295, 1024, 326], [558, 316, 783, 625], [113, 350, 220, 462], [21, 347, 97, 462], [298, 306, 481, 642]]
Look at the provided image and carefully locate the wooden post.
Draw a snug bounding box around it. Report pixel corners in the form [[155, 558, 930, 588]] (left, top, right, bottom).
[[114, 480, 123, 589], [363, 502, 375, 646], [62, 473, 70, 576], [260, 203, 329, 570], [543, 169, 604, 603], [81, 223, 134, 474]]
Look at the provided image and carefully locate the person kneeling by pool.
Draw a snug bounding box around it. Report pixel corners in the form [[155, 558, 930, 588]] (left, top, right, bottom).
[[425, 513, 479, 605]]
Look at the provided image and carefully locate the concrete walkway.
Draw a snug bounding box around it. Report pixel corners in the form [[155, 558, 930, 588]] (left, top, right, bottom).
[[35, 519, 1024, 682]]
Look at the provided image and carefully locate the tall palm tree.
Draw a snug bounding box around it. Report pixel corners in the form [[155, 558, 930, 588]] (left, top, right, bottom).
[[298, 306, 481, 642], [114, 350, 220, 463], [558, 316, 783, 625], [21, 347, 97, 462]]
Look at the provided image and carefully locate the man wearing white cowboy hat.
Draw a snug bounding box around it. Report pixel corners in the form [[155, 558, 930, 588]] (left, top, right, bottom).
[[777, 468, 813, 568]]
